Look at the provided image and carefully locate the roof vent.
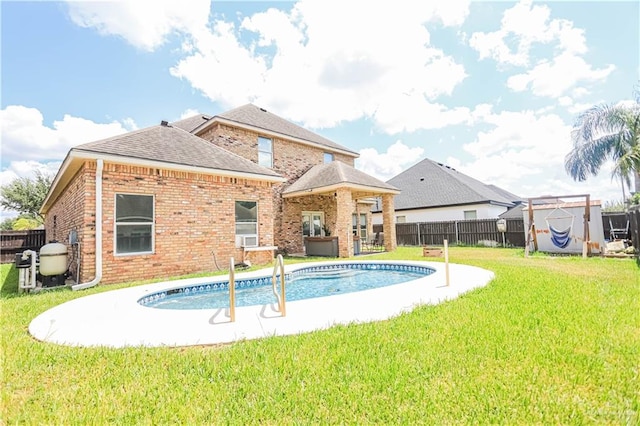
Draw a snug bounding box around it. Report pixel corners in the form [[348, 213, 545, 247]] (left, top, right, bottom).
[[420, 177, 425, 182], [160, 120, 169, 126]]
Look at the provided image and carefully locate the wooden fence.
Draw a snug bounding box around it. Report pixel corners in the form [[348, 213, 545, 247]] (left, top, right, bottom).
[[1, 230, 46, 263], [374, 212, 636, 249], [628, 206, 640, 253], [374, 218, 526, 247]]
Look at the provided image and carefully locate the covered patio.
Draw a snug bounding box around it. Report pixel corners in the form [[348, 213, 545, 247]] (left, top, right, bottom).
[[281, 161, 400, 257]]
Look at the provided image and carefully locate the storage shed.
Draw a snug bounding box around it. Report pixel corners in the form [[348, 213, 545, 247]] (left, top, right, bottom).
[[523, 198, 605, 255]]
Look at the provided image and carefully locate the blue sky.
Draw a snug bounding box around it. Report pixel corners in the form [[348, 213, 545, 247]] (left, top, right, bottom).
[[1, 0, 639, 220]]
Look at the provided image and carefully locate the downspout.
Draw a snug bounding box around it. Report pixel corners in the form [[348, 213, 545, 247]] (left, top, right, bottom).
[[72, 159, 103, 291]]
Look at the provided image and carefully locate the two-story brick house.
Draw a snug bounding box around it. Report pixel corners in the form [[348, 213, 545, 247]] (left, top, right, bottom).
[[40, 104, 399, 287]]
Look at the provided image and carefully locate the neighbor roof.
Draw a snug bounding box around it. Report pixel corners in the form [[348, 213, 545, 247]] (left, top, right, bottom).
[[384, 158, 517, 211], [282, 161, 399, 199], [196, 104, 359, 157], [73, 122, 283, 179]]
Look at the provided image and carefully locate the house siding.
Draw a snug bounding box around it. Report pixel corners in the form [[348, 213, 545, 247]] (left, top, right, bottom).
[[46, 161, 275, 285], [372, 203, 510, 224]]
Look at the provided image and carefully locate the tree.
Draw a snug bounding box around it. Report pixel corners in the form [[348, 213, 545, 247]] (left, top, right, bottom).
[[0, 171, 53, 224], [564, 91, 640, 198]]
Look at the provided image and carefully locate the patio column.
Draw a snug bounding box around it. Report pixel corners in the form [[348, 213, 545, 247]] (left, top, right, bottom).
[[382, 193, 397, 252], [335, 188, 353, 257]]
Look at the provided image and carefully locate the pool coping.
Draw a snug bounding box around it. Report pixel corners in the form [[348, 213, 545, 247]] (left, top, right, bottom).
[[28, 260, 495, 348]]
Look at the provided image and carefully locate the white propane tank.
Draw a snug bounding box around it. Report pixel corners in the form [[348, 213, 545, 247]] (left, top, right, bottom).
[[39, 242, 68, 276]]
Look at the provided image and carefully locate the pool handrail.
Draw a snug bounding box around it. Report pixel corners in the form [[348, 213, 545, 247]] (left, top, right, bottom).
[[229, 257, 236, 322], [271, 254, 286, 316]]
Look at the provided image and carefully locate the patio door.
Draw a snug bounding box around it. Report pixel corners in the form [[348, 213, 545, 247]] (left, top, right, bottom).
[[302, 212, 324, 237]]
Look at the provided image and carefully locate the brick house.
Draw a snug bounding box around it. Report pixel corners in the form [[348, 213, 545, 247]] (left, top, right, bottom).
[[41, 104, 399, 287]]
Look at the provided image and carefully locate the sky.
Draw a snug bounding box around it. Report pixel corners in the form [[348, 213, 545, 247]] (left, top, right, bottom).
[[1, 0, 639, 220]]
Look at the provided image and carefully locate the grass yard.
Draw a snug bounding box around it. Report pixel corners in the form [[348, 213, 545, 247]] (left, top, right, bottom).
[[1, 247, 638, 424]]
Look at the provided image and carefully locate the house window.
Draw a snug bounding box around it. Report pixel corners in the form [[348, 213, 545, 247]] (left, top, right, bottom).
[[115, 194, 154, 255], [464, 210, 477, 220], [323, 152, 334, 163], [396, 215, 406, 223], [235, 201, 258, 247], [352, 213, 367, 239], [258, 136, 272, 168]]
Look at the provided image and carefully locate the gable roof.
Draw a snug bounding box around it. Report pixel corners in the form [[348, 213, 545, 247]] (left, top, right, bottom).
[[282, 161, 399, 199], [171, 114, 212, 132], [73, 122, 283, 179], [41, 122, 284, 214], [195, 104, 359, 157], [385, 158, 517, 211]]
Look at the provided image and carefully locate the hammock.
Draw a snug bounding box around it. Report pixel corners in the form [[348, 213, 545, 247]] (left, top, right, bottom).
[[545, 205, 574, 249], [549, 225, 571, 248]]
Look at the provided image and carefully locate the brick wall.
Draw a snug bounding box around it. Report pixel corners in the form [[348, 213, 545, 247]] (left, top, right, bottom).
[[46, 161, 275, 285], [44, 163, 93, 282], [200, 123, 361, 254]]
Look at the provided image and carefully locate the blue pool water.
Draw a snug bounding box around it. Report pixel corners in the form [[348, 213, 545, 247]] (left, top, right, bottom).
[[139, 263, 433, 310]]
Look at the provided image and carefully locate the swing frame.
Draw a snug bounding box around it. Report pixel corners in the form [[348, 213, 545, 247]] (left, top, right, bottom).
[[524, 194, 591, 258]]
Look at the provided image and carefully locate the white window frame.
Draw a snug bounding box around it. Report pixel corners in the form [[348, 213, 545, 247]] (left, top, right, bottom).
[[302, 211, 325, 237], [464, 210, 477, 220], [235, 200, 258, 247], [114, 193, 154, 256], [258, 136, 273, 168], [352, 213, 367, 239]]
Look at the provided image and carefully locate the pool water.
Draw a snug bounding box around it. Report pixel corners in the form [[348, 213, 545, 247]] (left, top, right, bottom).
[[140, 263, 433, 310]]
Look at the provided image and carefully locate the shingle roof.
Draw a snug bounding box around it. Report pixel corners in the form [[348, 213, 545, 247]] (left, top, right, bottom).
[[386, 158, 517, 211], [283, 161, 399, 197], [211, 104, 358, 156], [171, 114, 212, 132], [73, 122, 283, 179]]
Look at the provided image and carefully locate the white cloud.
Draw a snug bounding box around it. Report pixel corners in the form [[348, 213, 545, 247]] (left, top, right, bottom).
[[1, 105, 130, 164], [179, 109, 201, 120], [469, 0, 612, 99], [168, 0, 470, 132], [66, 0, 211, 51], [507, 52, 615, 98], [445, 109, 624, 203], [356, 141, 424, 182]]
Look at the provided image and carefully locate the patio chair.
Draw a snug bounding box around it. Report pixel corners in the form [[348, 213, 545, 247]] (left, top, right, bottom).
[[609, 218, 630, 240], [373, 232, 384, 251]]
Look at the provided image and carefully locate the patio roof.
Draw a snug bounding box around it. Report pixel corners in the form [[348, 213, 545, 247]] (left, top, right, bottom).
[[282, 161, 399, 199]]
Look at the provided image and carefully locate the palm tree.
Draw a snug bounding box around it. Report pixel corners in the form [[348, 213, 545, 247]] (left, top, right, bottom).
[[564, 93, 640, 198]]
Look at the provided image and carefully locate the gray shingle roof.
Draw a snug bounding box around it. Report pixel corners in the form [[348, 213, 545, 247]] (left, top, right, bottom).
[[213, 104, 358, 156], [283, 161, 399, 196], [171, 114, 211, 132], [387, 158, 517, 211], [73, 122, 282, 179]]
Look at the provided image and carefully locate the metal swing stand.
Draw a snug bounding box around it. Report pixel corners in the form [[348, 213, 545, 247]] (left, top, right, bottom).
[[525, 194, 591, 258]]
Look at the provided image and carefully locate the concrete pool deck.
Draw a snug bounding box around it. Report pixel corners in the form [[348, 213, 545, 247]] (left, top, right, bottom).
[[29, 260, 494, 348]]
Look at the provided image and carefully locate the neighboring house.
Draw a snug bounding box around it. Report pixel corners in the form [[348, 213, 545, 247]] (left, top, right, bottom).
[[372, 158, 520, 224], [41, 104, 399, 286]]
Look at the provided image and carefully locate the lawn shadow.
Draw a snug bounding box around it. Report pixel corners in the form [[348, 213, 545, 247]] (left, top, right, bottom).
[[0, 264, 19, 297]]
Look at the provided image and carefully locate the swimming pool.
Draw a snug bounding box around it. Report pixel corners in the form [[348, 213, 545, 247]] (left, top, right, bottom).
[[140, 263, 434, 310], [28, 260, 495, 348]]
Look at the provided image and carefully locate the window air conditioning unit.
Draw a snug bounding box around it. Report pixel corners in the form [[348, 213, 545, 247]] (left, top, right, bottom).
[[238, 235, 258, 247]]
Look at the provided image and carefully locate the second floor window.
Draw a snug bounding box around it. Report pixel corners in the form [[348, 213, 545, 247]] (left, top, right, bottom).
[[324, 152, 334, 163], [258, 136, 272, 168]]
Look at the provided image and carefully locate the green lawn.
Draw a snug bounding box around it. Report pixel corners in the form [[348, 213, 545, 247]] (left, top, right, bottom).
[[1, 247, 638, 424]]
